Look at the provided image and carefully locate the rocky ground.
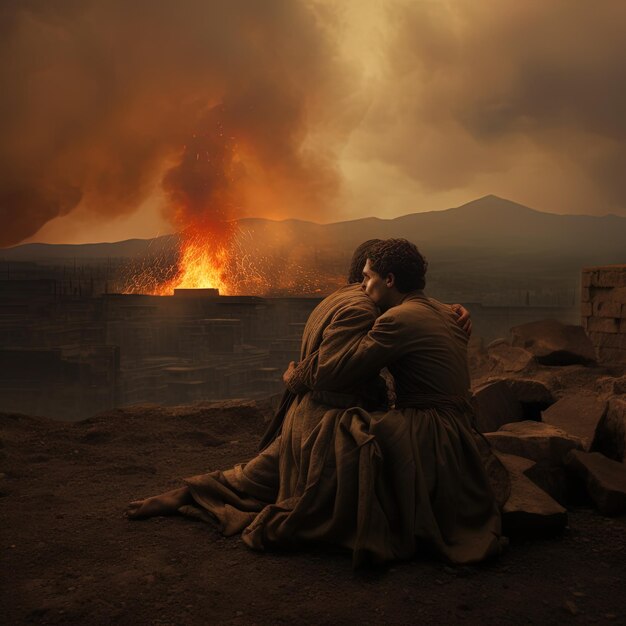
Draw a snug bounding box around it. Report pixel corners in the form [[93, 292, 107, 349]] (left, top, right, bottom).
[[2, 325, 626, 625]]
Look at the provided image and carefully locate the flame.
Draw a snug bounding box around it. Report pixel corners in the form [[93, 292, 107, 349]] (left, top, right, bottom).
[[121, 111, 341, 297], [123, 219, 273, 296], [151, 224, 235, 296]]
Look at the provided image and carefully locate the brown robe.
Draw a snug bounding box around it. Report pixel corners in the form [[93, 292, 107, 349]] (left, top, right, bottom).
[[286, 291, 503, 564], [180, 284, 386, 541], [182, 289, 503, 566]]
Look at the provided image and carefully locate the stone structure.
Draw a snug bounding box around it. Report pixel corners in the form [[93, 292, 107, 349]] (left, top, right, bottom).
[[581, 265, 626, 364]]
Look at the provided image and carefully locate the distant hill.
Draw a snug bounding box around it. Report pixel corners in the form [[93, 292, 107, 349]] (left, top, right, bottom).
[[1, 195, 623, 303], [0, 233, 179, 261], [2, 195, 624, 265]]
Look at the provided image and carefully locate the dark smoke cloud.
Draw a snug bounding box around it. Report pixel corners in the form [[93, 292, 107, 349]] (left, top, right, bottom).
[[357, 0, 626, 215], [0, 0, 346, 246], [3, 0, 625, 246]]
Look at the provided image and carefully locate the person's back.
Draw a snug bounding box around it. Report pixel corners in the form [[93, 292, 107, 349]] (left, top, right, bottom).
[[382, 293, 471, 403], [299, 284, 376, 360]]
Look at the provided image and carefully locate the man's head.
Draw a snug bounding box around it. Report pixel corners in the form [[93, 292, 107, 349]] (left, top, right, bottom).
[[347, 239, 382, 284], [361, 238, 428, 310]]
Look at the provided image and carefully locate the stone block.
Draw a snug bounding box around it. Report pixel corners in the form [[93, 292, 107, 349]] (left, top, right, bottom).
[[580, 302, 592, 317], [597, 347, 626, 364], [523, 461, 572, 505], [621, 318, 626, 333], [596, 374, 626, 396], [473, 380, 524, 433], [593, 286, 626, 302], [587, 317, 619, 334], [487, 343, 536, 373], [588, 332, 626, 350], [510, 319, 596, 365], [486, 421, 584, 465], [592, 396, 626, 462], [581, 271, 594, 288], [542, 391, 607, 451], [502, 378, 554, 405], [566, 450, 626, 515], [593, 301, 622, 318], [622, 303, 626, 319], [594, 267, 626, 288], [496, 452, 567, 536], [488, 377, 554, 420]]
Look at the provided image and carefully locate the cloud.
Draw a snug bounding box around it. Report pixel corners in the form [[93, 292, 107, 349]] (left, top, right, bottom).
[[0, 0, 355, 246], [2, 0, 625, 246], [347, 0, 626, 216]]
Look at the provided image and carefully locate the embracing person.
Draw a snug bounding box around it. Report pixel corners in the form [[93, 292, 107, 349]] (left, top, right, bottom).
[[127, 238, 503, 567]]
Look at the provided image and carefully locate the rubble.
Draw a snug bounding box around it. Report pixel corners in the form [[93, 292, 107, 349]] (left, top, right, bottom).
[[541, 391, 607, 451], [510, 319, 596, 366], [581, 265, 626, 364], [566, 450, 626, 515], [488, 377, 554, 420], [496, 452, 568, 535], [592, 396, 626, 462], [486, 421, 584, 465], [487, 343, 536, 373], [473, 380, 524, 432]]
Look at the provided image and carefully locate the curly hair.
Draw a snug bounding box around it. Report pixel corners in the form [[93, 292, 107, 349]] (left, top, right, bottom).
[[347, 239, 382, 284], [366, 238, 428, 292]]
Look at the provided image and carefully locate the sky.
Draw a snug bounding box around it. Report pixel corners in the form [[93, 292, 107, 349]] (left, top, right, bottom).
[[1, 0, 625, 246]]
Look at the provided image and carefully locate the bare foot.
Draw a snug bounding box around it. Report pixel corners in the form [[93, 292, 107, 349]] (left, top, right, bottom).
[[125, 487, 192, 519]]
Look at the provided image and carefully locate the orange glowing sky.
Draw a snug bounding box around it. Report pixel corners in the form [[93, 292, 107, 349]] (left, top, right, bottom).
[[2, 1, 625, 246]]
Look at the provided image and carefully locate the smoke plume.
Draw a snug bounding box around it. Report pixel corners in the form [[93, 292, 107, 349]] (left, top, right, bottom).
[[0, 0, 346, 246]]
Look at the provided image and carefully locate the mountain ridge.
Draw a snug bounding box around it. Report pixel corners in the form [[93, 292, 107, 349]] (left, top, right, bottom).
[[1, 195, 624, 264]]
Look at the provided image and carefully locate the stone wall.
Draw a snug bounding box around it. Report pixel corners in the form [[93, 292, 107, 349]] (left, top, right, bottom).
[[581, 265, 626, 363]]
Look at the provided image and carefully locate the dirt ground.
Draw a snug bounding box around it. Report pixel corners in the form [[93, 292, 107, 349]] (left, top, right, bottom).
[[2, 400, 626, 625]]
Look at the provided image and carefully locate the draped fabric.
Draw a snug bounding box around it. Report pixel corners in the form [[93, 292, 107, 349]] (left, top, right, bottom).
[[180, 290, 505, 565]]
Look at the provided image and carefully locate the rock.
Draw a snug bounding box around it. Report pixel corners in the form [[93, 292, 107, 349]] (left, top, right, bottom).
[[596, 374, 626, 398], [510, 319, 596, 366], [502, 378, 554, 406], [473, 380, 524, 433], [489, 377, 554, 420], [496, 452, 568, 536], [522, 461, 571, 506], [592, 396, 626, 462], [487, 343, 536, 373], [542, 391, 607, 451], [566, 450, 626, 515], [486, 421, 584, 464], [486, 338, 508, 350]]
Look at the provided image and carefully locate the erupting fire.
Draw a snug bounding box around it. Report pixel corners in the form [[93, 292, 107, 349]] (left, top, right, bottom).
[[147, 223, 237, 296], [125, 113, 248, 296], [122, 107, 341, 297]]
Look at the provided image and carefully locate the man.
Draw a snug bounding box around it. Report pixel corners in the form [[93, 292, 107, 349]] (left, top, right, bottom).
[[126, 239, 474, 563], [283, 239, 505, 566], [259, 240, 470, 450]]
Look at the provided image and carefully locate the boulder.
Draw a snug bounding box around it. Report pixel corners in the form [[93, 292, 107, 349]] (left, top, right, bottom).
[[542, 391, 607, 451], [566, 450, 626, 515], [487, 343, 536, 373], [485, 421, 584, 465], [473, 380, 524, 433], [522, 461, 571, 506], [490, 377, 554, 420], [597, 374, 626, 397], [592, 396, 626, 462], [496, 452, 568, 536], [502, 378, 554, 406], [510, 319, 596, 366]]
